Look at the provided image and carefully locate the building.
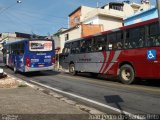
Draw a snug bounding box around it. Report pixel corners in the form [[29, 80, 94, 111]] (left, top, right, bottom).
[[0, 32, 44, 51], [52, 28, 68, 54], [54, 1, 151, 53], [124, 7, 157, 26]]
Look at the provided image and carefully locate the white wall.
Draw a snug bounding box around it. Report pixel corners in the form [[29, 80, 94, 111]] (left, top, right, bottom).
[[59, 26, 81, 53], [80, 6, 96, 22], [83, 16, 99, 25], [99, 16, 122, 31]]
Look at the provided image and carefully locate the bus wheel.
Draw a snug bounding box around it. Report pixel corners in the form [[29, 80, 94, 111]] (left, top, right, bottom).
[[90, 73, 98, 78], [119, 64, 135, 84], [69, 64, 77, 75]]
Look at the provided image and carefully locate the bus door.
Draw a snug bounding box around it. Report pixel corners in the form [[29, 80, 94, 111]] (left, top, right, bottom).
[[16, 52, 24, 72], [62, 43, 71, 69], [14, 43, 25, 71]]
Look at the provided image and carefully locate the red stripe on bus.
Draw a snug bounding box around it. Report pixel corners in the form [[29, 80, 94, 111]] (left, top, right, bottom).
[[101, 51, 115, 74]]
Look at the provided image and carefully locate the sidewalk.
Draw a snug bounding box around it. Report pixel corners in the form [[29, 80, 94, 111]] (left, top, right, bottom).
[[0, 74, 103, 120]]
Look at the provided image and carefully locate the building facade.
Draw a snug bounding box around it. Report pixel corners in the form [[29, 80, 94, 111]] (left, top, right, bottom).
[[0, 32, 41, 51], [54, 1, 151, 54], [124, 7, 157, 26]]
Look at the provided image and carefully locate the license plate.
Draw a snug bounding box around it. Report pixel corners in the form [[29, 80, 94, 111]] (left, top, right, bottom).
[[38, 65, 44, 67]]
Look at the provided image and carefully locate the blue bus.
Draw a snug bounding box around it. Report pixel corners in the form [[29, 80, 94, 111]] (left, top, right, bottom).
[[4, 39, 55, 73]]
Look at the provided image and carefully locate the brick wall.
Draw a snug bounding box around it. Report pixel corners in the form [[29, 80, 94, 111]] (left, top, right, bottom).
[[69, 9, 81, 27], [81, 24, 103, 37]]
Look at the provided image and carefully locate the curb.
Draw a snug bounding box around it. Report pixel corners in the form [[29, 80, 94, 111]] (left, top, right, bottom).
[[7, 73, 104, 115]]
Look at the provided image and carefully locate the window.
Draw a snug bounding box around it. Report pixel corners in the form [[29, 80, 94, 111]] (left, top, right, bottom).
[[71, 41, 80, 54], [146, 22, 160, 47], [112, 6, 123, 11], [109, 4, 123, 11], [108, 33, 117, 50], [74, 17, 79, 24], [17, 42, 24, 55], [65, 34, 69, 41], [125, 26, 145, 49], [149, 22, 160, 36], [29, 41, 52, 52], [85, 39, 93, 52], [116, 31, 123, 49], [11, 44, 17, 54], [92, 35, 107, 52], [107, 31, 123, 50], [63, 43, 70, 54], [80, 40, 87, 53]]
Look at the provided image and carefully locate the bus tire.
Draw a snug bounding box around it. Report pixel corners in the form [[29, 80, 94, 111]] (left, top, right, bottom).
[[119, 64, 135, 84], [90, 73, 98, 78], [69, 64, 77, 75]]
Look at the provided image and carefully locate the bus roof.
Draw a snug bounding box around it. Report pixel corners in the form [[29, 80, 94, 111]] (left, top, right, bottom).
[[5, 39, 29, 45], [65, 17, 158, 44], [5, 39, 54, 45]]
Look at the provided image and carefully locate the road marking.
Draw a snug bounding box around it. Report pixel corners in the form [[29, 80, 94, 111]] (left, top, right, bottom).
[[29, 79, 144, 120]]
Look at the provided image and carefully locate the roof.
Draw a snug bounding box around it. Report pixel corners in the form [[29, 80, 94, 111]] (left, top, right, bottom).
[[58, 25, 80, 34], [15, 32, 31, 38], [5, 39, 52, 45], [69, 6, 81, 17]]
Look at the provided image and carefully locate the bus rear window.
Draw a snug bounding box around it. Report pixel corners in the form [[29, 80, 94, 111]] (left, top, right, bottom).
[[29, 41, 53, 52]]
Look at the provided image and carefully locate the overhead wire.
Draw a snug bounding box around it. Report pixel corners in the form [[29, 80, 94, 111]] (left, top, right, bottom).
[[4, 10, 69, 35], [5, 11, 29, 33]]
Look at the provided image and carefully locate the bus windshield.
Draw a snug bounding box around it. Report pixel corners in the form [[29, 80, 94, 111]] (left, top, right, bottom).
[[29, 40, 53, 52]]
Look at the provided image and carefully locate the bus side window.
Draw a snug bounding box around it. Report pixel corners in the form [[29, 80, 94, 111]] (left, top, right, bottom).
[[124, 27, 145, 49], [93, 35, 107, 52], [108, 33, 116, 50], [155, 36, 160, 46], [71, 41, 80, 54], [62, 48, 66, 55], [147, 36, 160, 47], [80, 40, 86, 53], [147, 22, 160, 47], [63, 43, 70, 55]]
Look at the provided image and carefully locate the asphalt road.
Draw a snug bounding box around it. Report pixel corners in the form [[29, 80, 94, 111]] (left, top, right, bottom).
[[3, 67, 160, 116]]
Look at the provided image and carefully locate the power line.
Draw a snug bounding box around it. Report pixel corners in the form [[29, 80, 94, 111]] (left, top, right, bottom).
[[0, 1, 22, 15], [13, 9, 67, 20]]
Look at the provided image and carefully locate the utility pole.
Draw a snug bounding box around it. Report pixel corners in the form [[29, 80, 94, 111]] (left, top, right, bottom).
[[97, 2, 99, 8], [157, 0, 160, 30]]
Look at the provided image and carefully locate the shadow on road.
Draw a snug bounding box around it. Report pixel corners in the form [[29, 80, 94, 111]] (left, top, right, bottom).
[[74, 72, 160, 88], [104, 95, 129, 120], [20, 70, 61, 77]]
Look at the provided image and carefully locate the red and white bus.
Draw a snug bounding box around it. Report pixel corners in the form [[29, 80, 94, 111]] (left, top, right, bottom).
[[62, 18, 160, 84]]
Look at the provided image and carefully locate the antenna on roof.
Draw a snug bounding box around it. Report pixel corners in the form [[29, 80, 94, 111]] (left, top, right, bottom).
[[96, 2, 99, 8], [30, 31, 38, 39]]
